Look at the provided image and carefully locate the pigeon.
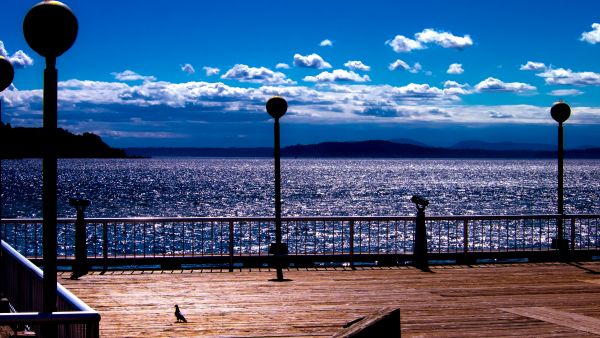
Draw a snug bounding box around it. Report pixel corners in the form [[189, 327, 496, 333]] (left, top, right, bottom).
[[174, 304, 187, 323]]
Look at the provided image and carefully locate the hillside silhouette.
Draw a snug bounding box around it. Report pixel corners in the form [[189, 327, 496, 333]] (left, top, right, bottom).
[[0, 123, 127, 158], [125, 140, 600, 159]]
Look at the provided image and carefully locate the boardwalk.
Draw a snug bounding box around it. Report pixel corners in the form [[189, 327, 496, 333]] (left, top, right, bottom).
[[59, 262, 600, 337]]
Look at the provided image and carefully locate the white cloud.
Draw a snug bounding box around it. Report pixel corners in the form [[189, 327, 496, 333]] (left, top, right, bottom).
[[303, 69, 370, 83], [443, 80, 468, 88], [344, 60, 370, 72], [0, 41, 34, 69], [221, 64, 295, 85], [489, 111, 514, 119], [537, 68, 600, 86], [112, 70, 156, 82], [388, 59, 410, 71], [181, 63, 195, 74], [275, 63, 290, 69], [203, 66, 220, 76], [520, 61, 547, 71], [474, 77, 536, 93], [548, 89, 583, 97], [581, 23, 600, 44], [385, 35, 424, 53], [388, 59, 422, 73], [447, 63, 464, 74], [320, 39, 333, 47], [7, 76, 600, 135], [411, 63, 422, 74], [415, 28, 473, 49], [293, 53, 332, 69]]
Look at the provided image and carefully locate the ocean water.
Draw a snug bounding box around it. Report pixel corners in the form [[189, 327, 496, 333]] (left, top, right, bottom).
[[1, 158, 599, 219]]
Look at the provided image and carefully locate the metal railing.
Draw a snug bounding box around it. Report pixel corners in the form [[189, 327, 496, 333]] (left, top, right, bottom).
[[0, 240, 100, 338], [1, 214, 599, 267]]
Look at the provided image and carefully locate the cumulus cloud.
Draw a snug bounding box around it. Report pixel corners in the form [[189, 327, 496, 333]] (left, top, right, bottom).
[[388, 59, 410, 71], [0, 41, 34, 69], [303, 69, 371, 83], [275, 63, 290, 69], [548, 89, 583, 96], [388, 59, 421, 73], [344, 60, 370, 72], [447, 63, 464, 74], [385, 35, 424, 53], [320, 39, 333, 47], [386, 29, 473, 53], [520, 61, 547, 71], [537, 68, 600, 86], [474, 77, 536, 93], [443, 80, 468, 88], [293, 53, 332, 69], [415, 28, 473, 49], [203, 66, 220, 76], [489, 111, 514, 119], [181, 63, 195, 74], [221, 64, 295, 85], [581, 23, 600, 44], [7, 76, 600, 139], [112, 70, 156, 82]]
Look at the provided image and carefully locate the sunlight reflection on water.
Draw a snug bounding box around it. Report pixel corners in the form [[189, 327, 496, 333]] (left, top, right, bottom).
[[2, 158, 599, 218]]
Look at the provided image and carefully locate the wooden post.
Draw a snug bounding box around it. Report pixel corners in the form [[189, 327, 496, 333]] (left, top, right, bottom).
[[229, 221, 234, 272], [102, 222, 108, 272], [462, 219, 469, 264], [349, 221, 355, 270]]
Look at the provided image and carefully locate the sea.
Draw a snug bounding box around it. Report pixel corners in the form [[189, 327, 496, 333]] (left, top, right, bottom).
[[1, 158, 599, 219]]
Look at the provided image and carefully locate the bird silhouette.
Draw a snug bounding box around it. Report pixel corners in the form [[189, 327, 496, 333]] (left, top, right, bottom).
[[174, 304, 187, 323]]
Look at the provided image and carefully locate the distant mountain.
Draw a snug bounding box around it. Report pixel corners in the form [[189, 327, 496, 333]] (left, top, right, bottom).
[[450, 140, 555, 151], [126, 140, 600, 159], [125, 147, 272, 158], [388, 138, 430, 147], [283, 140, 600, 158], [0, 123, 128, 158]]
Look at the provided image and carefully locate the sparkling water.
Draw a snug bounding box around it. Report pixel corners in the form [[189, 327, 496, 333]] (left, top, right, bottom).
[[2, 158, 599, 219]]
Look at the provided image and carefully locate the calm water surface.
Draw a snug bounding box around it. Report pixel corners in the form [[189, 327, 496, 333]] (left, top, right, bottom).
[[2, 158, 599, 218]]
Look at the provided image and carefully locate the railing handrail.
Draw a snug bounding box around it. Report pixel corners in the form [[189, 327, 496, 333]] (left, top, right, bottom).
[[0, 311, 101, 325], [1, 240, 95, 313], [1, 213, 599, 224]]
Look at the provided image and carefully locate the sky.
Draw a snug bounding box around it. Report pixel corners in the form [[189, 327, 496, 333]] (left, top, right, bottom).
[[1, 0, 600, 148]]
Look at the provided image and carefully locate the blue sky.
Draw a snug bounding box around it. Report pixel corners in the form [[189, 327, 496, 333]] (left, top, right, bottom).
[[1, 0, 600, 148]]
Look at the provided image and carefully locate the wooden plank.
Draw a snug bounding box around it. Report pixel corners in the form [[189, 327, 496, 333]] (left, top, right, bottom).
[[332, 307, 400, 337], [57, 262, 600, 337], [501, 307, 600, 335]]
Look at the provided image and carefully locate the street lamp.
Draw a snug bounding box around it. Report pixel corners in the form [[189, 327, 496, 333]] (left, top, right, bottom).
[[0, 56, 14, 220], [23, 0, 78, 317], [0, 55, 15, 306], [266, 96, 288, 281], [550, 101, 570, 257]]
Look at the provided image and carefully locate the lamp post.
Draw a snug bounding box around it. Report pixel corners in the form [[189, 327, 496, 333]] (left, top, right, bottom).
[[266, 96, 288, 281], [550, 101, 570, 258], [23, 1, 78, 318], [0, 55, 15, 305]]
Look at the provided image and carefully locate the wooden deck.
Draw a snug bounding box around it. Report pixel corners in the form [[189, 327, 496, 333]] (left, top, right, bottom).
[[58, 262, 600, 337]]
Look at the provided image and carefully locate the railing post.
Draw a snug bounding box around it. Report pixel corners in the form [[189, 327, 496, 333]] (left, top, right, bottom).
[[102, 222, 108, 272], [570, 217, 576, 254], [349, 221, 355, 270], [229, 221, 234, 272], [462, 219, 469, 264], [411, 195, 430, 272], [69, 198, 90, 279]]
